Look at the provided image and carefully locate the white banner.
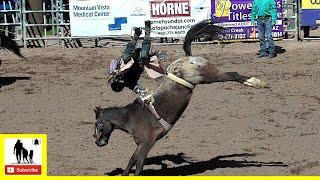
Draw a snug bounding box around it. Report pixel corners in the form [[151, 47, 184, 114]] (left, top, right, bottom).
[[69, 0, 211, 37]]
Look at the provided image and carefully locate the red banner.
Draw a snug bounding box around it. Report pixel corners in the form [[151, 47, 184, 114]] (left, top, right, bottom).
[[5, 165, 41, 175], [150, 0, 191, 18]]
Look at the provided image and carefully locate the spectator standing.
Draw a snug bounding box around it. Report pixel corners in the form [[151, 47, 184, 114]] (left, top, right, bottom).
[[251, 0, 277, 58]]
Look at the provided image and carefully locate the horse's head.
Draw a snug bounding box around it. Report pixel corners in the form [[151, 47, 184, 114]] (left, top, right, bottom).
[[167, 56, 220, 85], [93, 107, 114, 147]]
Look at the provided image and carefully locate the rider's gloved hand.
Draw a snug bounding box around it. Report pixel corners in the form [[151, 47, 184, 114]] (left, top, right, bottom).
[[145, 20, 151, 29], [133, 85, 148, 98]]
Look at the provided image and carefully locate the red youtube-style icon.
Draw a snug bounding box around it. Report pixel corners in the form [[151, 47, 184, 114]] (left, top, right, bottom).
[[5, 165, 41, 175]]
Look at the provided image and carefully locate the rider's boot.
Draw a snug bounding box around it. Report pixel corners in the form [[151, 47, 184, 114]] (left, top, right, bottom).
[[140, 21, 152, 64], [122, 28, 142, 63], [132, 27, 142, 44], [144, 20, 151, 39]]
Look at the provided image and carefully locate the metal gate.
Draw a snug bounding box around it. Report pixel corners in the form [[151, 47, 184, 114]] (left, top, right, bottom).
[[0, 0, 22, 41], [0, 0, 81, 47], [283, 0, 299, 40]]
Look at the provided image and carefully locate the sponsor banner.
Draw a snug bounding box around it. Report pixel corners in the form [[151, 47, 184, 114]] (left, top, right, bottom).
[[0, 134, 47, 176], [69, 0, 146, 36], [301, 9, 320, 26], [149, 0, 211, 37], [211, 0, 284, 40], [69, 0, 211, 37], [302, 0, 320, 9]]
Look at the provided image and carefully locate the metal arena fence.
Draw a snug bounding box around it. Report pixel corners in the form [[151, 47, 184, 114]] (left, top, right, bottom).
[[0, 0, 80, 48], [0, 0, 314, 48]]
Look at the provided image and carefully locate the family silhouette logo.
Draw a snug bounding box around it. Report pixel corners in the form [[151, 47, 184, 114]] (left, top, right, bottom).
[[4, 137, 44, 175]]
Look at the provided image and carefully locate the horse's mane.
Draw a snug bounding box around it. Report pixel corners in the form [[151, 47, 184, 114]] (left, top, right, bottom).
[[0, 34, 24, 58], [102, 106, 129, 122], [183, 19, 225, 56]]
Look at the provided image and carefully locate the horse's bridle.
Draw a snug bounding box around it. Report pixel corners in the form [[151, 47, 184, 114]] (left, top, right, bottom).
[[93, 122, 103, 140]]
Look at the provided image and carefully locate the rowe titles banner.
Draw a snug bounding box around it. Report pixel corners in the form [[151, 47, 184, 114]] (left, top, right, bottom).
[[69, 0, 211, 37], [211, 0, 283, 40]]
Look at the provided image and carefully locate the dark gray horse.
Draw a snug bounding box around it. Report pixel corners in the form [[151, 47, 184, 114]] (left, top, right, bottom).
[[93, 19, 267, 175]]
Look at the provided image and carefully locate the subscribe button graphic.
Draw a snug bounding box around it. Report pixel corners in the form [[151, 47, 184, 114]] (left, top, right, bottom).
[[5, 165, 41, 175], [2, 135, 47, 176]]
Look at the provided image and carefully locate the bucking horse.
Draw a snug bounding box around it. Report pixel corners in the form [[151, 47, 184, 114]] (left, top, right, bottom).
[[0, 33, 24, 66], [93, 19, 267, 175]]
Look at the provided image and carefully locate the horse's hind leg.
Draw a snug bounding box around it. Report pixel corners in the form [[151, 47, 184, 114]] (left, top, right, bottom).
[[215, 72, 249, 83], [215, 72, 267, 88]]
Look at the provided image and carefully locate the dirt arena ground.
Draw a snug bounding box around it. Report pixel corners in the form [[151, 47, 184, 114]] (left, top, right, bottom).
[[0, 41, 319, 176]]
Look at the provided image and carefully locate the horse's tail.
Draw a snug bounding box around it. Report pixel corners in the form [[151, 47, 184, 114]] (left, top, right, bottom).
[[0, 33, 24, 59], [183, 19, 225, 56]]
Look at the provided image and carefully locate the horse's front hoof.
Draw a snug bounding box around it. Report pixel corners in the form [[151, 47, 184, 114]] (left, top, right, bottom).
[[122, 171, 130, 176], [244, 77, 267, 88]]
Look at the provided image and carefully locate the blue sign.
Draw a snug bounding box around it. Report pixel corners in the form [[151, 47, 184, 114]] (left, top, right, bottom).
[[108, 17, 128, 31]]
